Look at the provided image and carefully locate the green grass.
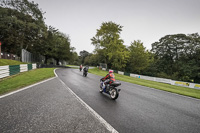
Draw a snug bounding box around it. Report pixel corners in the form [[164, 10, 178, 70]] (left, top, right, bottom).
[[0, 68, 55, 95], [66, 65, 78, 67], [0, 59, 26, 66], [89, 68, 200, 99]]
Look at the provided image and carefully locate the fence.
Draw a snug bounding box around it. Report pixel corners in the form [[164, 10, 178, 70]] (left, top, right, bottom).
[[0, 64, 37, 79], [1, 49, 66, 66], [21, 49, 66, 65], [99, 67, 200, 90], [99, 63, 107, 69], [0, 49, 45, 63], [22, 49, 45, 63]]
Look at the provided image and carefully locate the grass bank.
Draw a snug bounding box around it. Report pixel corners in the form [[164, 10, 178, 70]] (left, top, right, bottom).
[[89, 68, 200, 99], [0, 59, 26, 66], [0, 68, 55, 95], [66, 65, 79, 69], [66, 65, 78, 67]]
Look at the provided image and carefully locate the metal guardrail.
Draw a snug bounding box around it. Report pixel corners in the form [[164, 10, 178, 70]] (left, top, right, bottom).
[[0, 64, 37, 79], [0, 65, 9, 79]]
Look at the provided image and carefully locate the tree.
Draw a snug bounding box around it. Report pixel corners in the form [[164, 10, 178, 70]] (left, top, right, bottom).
[[36, 26, 71, 65], [52, 32, 71, 65], [79, 50, 90, 64], [84, 53, 98, 66], [151, 33, 200, 82], [126, 40, 150, 74], [68, 47, 79, 65], [193, 48, 200, 83], [0, 0, 72, 65], [0, 0, 47, 58], [91, 21, 129, 70]]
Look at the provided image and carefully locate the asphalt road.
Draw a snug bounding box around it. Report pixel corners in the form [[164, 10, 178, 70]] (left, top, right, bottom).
[[57, 68, 200, 133], [0, 77, 111, 133], [0, 68, 200, 133]]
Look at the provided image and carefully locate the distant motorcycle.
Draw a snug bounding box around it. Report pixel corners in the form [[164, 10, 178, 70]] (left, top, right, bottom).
[[100, 79, 121, 100], [83, 68, 88, 77]]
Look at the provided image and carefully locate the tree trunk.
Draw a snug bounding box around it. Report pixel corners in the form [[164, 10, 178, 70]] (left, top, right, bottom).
[[56, 59, 59, 65], [20, 42, 23, 62], [194, 76, 200, 84], [44, 55, 48, 64]]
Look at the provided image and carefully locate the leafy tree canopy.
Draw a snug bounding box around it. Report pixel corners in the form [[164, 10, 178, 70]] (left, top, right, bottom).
[[91, 21, 129, 70], [151, 33, 200, 82], [127, 40, 150, 74]]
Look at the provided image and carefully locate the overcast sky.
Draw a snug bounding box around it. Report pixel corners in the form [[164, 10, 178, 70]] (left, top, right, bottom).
[[31, 0, 200, 54]]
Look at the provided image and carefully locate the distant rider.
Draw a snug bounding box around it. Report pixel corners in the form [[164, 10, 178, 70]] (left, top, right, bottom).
[[101, 70, 116, 91], [80, 64, 83, 71]]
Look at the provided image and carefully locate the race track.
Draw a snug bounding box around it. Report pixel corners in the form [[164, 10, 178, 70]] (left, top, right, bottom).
[[56, 68, 200, 133], [0, 68, 199, 133]]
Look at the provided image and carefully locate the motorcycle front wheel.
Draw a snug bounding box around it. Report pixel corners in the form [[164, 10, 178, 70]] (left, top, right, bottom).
[[99, 86, 103, 93], [110, 88, 119, 100], [83, 73, 85, 77]]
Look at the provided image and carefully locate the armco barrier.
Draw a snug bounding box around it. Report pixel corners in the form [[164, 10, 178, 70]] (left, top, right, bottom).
[[118, 71, 124, 75], [130, 73, 138, 78], [32, 64, 37, 69], [28, 64, 32, 71], [20, 64, 28, 72], [0, 64, 37, 79], [9, 65, 20, 76], [194, 84, 200, 89], [171, 80, 200, 89], [154, 77, 172, 84], [102, 68, 106, 71], [114, 70, 118, 73], [101, 68, 200, 90], [124, 72, 130, 76], [140, 75, 154, 81], [0, 65, 9, 78]]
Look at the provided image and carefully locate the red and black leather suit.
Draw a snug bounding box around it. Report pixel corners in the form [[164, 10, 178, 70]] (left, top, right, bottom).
[[102, 72, 116, 85]]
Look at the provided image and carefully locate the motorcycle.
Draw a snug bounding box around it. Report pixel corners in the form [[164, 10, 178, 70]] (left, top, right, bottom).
[[100, 79, 121, 100], [80, 67, 82, 71], [83, 69, 88, 77]]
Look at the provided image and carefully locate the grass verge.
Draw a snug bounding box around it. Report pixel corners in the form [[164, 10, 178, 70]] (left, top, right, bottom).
[[0, 68, 55, 95], [89, 68, 200, 99], [66, 65, 78, 67], [66, 65, 79, 69], [0, 59, 26, 66]]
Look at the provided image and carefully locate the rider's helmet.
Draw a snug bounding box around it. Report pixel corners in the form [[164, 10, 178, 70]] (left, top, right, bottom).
[[109, 70, 113, 73]]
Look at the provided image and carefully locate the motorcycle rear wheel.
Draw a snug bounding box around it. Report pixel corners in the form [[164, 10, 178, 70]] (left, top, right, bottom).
[[110, 88, 119, 100]]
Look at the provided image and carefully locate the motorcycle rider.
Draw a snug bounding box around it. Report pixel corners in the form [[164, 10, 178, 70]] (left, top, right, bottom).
[[101, 70, 116, 91], [80, 64, 83, 69]]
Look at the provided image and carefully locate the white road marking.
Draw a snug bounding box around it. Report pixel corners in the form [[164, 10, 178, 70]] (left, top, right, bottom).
[[1, 68, 118, 132], [55, 69, 118, 133]]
